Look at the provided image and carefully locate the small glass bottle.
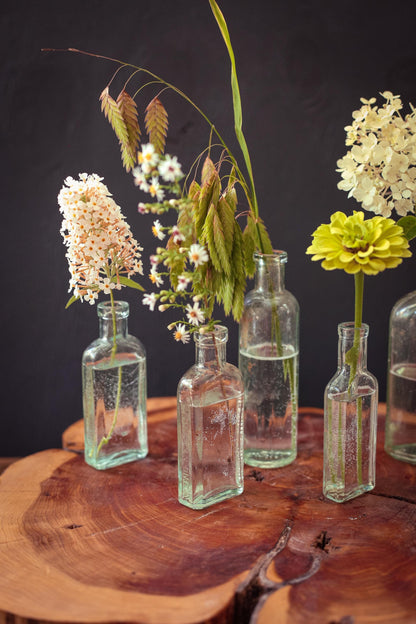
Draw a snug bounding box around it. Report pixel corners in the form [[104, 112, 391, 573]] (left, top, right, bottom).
[[82, 300, 147, 470], [177, 325, 244, 509], [239, 250, 299, 468], [385, 290, 416, 464], [323, 322, 378, 503]]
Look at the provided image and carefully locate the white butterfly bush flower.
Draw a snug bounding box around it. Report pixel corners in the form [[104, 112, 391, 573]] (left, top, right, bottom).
[[58, 173, 143, 303]]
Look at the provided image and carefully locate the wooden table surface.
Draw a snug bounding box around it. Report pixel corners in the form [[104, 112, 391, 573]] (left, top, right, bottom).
[[0, 398, 415, 624]]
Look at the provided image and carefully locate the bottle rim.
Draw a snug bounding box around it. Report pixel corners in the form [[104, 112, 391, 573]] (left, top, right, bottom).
[[338, 321, 369, 338], [194, 324, 228, 345], [97, 300, 129, 319], [254, 249, 288, 264]]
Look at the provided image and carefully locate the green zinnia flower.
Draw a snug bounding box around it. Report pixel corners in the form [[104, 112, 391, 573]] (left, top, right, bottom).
[[306, 211, 411, 275]]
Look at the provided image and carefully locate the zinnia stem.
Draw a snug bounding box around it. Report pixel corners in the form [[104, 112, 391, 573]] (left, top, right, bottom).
[[354, 271, 364, 487]]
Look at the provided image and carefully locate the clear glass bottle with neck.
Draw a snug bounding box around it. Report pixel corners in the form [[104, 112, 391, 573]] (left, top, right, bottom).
[[385, 290, 416, 464], [177, 325, 244, 510], [323, 322, 378, 503], [239, 250, 299, 468], [82, 300, 147, 470]]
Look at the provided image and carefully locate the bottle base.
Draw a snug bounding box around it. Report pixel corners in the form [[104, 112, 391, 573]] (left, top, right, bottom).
[[244, 448, 296, 468], [385, 443, 416, 464], [84, 448, 148, 470], [323, 482, 374, 503], [178, 485, 244, 510]]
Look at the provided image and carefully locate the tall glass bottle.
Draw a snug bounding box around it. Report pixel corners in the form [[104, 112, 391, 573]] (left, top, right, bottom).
[[323, 322, 378, 503], [177, 325, 244, 510], [385, 290, 416, 464], [239, 251, 299, 468], [82, 300, 148, 470]]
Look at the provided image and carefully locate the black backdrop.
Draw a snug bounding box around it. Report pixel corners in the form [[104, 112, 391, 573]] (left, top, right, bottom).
[[2, 0, 416, 456]]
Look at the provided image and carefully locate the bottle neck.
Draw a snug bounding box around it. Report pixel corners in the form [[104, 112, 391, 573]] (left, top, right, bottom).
[[254, 250, 287, 294], [97, 301, 129, 340], [338, 322, 369, 371], [195, 326, 228, 369]]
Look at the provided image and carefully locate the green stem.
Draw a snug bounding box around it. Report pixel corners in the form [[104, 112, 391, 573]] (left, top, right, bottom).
[[353, 271, 364, 487], [96, 291, 123, 456]]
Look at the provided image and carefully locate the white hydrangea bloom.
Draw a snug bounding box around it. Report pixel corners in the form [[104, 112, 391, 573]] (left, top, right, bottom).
[[337, 93, 416, 217]]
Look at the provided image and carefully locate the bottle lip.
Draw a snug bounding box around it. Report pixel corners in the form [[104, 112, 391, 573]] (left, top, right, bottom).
[[254, 249, 288, 264], [194, 324, 228, 345], [97, 300, 129, 319], [338, 321, 369, 338]]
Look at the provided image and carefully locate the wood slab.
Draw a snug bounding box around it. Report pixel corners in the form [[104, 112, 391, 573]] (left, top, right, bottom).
[[0, 400, 415, 624]]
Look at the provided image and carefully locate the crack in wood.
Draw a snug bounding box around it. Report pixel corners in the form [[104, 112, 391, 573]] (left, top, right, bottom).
[[371, 491, 416, 506], [232, 520, 324, 624], [313, 530, 332, 552]]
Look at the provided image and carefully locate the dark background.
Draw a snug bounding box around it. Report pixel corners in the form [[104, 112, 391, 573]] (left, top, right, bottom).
[[2, 0, 416, 456]]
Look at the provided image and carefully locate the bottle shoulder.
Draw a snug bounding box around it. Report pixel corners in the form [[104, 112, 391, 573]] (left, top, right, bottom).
[[390, 290, 416, 321], [177, 362, 243, 394], [326, 367, 378, 395], [243, 288, 299, 314], [82, 333, 146, 364]]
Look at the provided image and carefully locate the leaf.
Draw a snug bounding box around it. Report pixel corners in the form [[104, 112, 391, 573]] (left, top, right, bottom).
[[145, 97, 168, 154], [242, 217, 257, 277], [114, 276, 145, 291], [230, 222, 246, 321], [65, 294, 80, 309], [208, 0, 258, 216], [116, 89, 141, 172], [398, 215, 416, 241]]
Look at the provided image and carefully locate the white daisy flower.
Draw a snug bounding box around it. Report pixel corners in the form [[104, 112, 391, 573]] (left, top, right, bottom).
[[188, 243, 209, 267], [171, 225, 185, 245], [173, 323, 191, 344], [176, 274, 191, 291], [138, 143, 159, 174], [152, 219, 166, 240], [148, 177, 165, 202], [142, 292, 157, 311], [186, 302, 205, 326], [149, 266, 163, 287], [158, 154, 183, 183]]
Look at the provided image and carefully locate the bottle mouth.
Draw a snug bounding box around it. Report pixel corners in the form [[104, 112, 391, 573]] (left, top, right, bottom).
[[194, 324, 228, 345], [97, 300, 129, 319], [338, 321, 369, 338], [254, 249, 288, 264]]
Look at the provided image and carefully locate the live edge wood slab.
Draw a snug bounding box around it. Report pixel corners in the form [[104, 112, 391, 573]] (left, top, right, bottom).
[[0, 399, 415, 624]]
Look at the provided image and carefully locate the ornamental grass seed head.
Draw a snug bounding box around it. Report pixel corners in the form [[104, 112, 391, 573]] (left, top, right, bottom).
[[306, 211, 411, 275]]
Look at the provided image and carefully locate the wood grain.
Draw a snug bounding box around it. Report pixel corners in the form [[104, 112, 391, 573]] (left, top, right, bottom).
[[0, 400, 415, 624]]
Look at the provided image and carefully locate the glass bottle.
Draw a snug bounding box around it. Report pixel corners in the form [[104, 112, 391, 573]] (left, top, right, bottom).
[[239, 250, 299, 468], [323, 322, 378, 503], [82, 300, 147, 470], [177, 325, 244, 510], [385, 290, 416, 464]]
